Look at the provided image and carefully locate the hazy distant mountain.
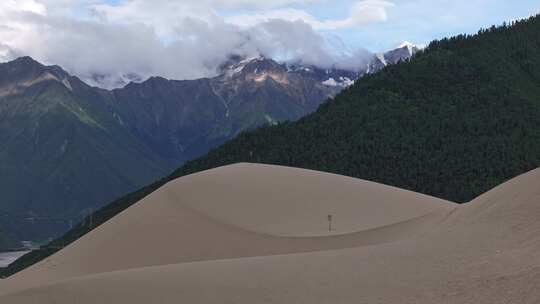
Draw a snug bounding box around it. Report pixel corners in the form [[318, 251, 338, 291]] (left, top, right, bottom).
[[0, 57, 170, 242], [0, 44, 416, 246]]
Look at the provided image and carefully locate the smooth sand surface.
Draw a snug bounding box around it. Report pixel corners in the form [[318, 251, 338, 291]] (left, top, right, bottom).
[[0, 163, 453, 294], [3, 164, 540, 303], [167, 163, 453, 236]]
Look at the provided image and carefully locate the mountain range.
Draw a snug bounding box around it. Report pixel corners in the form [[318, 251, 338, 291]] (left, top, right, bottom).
[[0, 44, 418, 248], [5, 14, 538, 275]]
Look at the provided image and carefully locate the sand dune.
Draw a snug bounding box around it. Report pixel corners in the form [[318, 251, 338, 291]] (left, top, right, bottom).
[[0, 163, 453, 294], [169, 163, 453, 236], [2, 164, 540, 303]]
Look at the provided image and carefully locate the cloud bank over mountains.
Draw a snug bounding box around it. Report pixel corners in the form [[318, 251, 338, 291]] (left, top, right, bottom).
[[0, 0, 391, 88]]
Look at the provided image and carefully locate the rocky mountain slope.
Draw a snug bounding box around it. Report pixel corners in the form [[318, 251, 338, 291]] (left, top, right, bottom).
[[105, 56, 346, 164]]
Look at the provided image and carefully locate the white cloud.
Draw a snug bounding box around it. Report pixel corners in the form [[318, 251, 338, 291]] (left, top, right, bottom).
[[0, 0, 48, 58], [227, 0, 394, 30], [226, 8, 321, 28], [93, 0, 324, 11], [341, 0, 394, 27], [0, 0, 378, 88], [0, 0, 47, 15], [89, 0, 334, 36]]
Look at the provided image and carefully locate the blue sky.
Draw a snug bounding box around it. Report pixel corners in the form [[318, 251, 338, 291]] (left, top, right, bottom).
[[217, 0, 540, 52], [348, 0, 539, 51]]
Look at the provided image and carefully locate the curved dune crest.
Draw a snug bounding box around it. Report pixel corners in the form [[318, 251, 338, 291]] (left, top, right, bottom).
[[168, 163, 454, 236], [0, 163, 454, 294], [460, 168, 540, 221]]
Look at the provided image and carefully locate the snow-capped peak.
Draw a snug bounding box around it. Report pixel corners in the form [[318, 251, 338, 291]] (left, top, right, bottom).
[[238, 55, 265, 65], [322, 77, 355, 88], [398, 41, 416, 48], [398, 41, 417, 56], [375, 53, 388, 66], [220, 55, 267, 77]]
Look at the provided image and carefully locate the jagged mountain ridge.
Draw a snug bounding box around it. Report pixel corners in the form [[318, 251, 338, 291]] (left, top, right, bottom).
[[100, 44, 419, 164], [89, 43, 421, 89]]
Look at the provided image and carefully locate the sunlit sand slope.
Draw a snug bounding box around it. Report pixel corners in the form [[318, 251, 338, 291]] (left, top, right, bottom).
[[0, 164, 454, 295]]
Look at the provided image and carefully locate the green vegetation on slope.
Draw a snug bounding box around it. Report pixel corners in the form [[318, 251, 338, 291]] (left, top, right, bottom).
[[3, 15, 540, 278], [0, 76, 170, 242]]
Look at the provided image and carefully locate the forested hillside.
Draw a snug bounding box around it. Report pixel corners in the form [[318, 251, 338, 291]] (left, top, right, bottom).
[[3, 15, 540, 277]]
